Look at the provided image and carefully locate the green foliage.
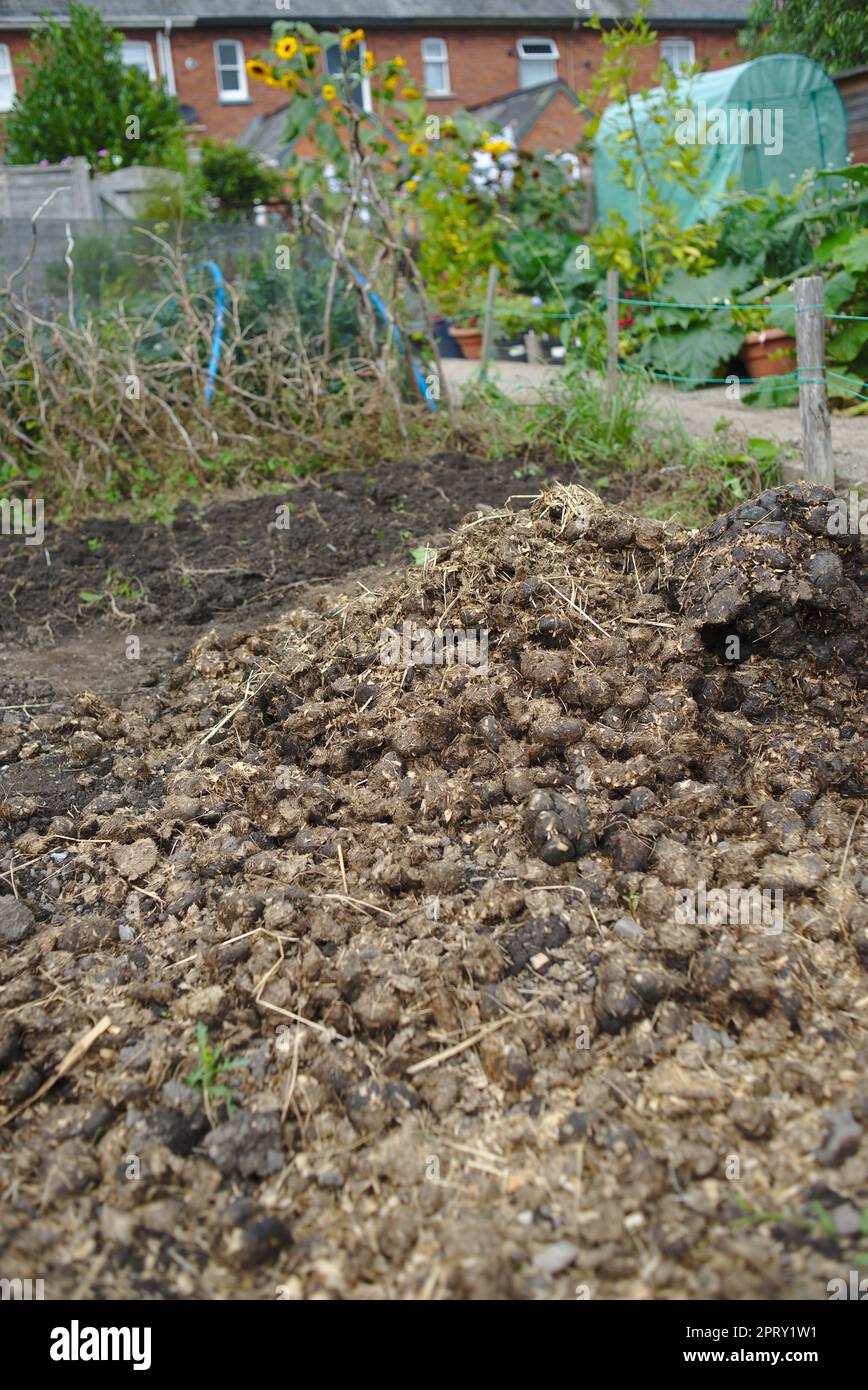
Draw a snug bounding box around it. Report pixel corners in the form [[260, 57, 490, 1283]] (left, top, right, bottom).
[[635, 263, 753, 379], [185, 1022, 248, 1120], [495, 153, 588, 301], [247, 23, 585, 319], [715, 186, 815, 285], [78, 570, 145, 611], [232, 237, 363, 347], [43, 227, 146, 307], [578, 1, 720, 294], [199, 140, 285, 221], [740, 0, 868, 74], [814, 224, 868, 404], [2, 2, 186, 168], [138, 140, 285, 223]]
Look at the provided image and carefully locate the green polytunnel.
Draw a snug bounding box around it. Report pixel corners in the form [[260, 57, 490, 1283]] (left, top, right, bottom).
[[593, 54, 849, 232]]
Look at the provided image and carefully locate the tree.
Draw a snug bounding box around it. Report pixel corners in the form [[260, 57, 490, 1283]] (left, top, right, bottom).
[[740, 0, 868, 74], [2, 2, 186, 168]]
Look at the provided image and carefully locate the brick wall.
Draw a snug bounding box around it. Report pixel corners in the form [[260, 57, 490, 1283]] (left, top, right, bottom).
[[524, 90, 586, 153], [2, 22, 744, 151]]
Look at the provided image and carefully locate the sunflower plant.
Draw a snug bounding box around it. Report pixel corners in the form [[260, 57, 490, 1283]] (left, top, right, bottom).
[[245, 22, 508, 320]]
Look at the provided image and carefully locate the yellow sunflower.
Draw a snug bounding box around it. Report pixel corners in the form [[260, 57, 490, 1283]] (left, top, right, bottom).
[[322, 83, 337, 101], [341, 28, 364, 51], [409, 141, 427, 158], [364, 49, 375, 72], [400, 88, 419, 99], [246, 59, 269, 81], [384, 74, 399, 92], [303, 44, 320, 56], [393, 56, 406, 68], [279, 72, 298, 92], [275, 36, 298, 60]]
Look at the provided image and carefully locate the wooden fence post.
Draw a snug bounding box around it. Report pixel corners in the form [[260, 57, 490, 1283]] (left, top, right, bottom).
[[794, 274, 834, 487], [606, 268, 619, 408], [480, 263, 499, 380]]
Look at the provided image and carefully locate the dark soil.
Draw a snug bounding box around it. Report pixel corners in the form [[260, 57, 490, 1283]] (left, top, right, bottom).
[[0, 452, 576, 641], [1, 480, 866, 1302]]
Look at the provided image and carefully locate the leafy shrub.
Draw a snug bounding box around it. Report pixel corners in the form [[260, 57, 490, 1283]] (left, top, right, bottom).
[[199, 141, 286, 221], [2, 2, 186, 169], [740, 0, 868, 74]]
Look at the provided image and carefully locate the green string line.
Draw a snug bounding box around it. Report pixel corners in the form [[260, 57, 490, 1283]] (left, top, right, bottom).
[[603, 296, 868, 322], [454, 300, 868, 323], [618, 364, 802, 388], [616, 363, 868, 397], [601, 295, 868, 322]]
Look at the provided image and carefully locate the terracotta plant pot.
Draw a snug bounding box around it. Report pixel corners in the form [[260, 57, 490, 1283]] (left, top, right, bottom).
[[448, 324, 484, 360], [742, 328, 797, 379]]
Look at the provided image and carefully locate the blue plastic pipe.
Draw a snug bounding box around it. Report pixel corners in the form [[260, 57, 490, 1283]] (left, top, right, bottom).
[[197, 261, 226, 406], [346, 262, 437, 412]]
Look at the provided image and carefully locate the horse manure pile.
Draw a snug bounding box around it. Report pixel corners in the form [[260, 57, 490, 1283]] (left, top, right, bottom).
[[1, 481, 866, 1300]]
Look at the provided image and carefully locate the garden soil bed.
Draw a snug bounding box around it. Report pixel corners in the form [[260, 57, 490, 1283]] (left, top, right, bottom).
[[0, 452, 581, 642], [1, 479, 866, 1301]]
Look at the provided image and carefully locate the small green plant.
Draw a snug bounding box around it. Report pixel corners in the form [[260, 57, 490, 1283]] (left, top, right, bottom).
[[734, 1197, 868, 1263], [185, 1022, 248, 1122], [78, 570, 146, 613], [411, 545, 437, 566]]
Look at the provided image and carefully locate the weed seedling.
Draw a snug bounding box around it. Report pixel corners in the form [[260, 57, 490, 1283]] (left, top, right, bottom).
[[185, 1022, 248, 1123]]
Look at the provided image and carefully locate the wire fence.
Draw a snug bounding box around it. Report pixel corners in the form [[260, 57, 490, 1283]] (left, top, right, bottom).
[[596, 292, 868, 400], [454, 282, 868, 402], [0, 219, 284, 315], [2, 217, 866, 406]]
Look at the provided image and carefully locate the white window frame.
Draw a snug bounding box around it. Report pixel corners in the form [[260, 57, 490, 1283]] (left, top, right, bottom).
[[517, 37, 559, 90], [214, 38, 249, 104], [120, 40, 157, 82], [421, 36, 451, 97], [325, 40, 372, 113], [661, 37, 696, 75], [0, 44, 16, 114]]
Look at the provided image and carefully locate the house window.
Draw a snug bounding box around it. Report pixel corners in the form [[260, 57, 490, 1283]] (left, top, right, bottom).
[[661, 38, 696, 74], [215, 39, 249, 103], [517, 37, 558, 90], [422, 37, 450, 96], [0, 45, 15, 113], [120, 40, 157, 81], [325, 41, 372, 112]]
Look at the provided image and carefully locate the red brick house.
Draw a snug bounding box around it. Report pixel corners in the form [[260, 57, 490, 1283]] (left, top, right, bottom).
[[1, 2, 750, 151]]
